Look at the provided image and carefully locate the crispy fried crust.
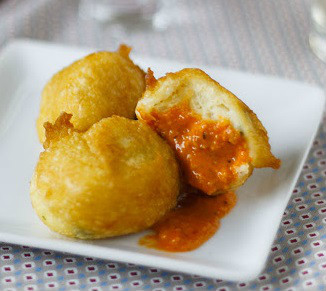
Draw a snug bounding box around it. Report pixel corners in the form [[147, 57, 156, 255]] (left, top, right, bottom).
[[136, 68, 280, 194], [31, 115, 180, 239], [37, 45, 145, 143], [43, 112, 74, 149]]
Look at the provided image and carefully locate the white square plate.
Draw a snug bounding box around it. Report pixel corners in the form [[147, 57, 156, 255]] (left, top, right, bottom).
[[0, 39, 324, 281]]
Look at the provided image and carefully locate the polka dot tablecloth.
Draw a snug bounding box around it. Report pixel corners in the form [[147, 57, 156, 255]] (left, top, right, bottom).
[[1, 0, 326, 290]]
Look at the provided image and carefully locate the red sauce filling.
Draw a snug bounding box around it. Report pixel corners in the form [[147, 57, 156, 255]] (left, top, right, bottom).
[[143, 103, 251, 194], [139, 191, 237, 252]]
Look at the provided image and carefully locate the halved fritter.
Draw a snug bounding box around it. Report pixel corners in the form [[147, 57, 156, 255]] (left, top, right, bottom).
[[136, 68, 280, 195]]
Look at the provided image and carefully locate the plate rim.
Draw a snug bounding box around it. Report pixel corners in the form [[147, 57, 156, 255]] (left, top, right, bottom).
[[0, 38, 325, 281]]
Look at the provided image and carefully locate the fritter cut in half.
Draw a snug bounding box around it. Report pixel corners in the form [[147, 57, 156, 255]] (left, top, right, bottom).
[[136, 68, 280, 195], [37, 45, 145, 143], [31, 113, 180, 239]]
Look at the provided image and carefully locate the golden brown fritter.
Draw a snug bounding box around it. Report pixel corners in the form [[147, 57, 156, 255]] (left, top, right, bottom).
[[30, 113, 180, 239], [136, 68, 280, 195], [37, 45, 145, 143]]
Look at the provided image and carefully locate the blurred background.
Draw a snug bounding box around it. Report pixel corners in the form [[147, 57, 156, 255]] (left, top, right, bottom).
[[0, 0, 325, 86]]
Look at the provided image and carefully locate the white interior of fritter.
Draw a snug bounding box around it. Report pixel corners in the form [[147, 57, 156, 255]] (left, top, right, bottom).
[[139, 76, 244, 133]]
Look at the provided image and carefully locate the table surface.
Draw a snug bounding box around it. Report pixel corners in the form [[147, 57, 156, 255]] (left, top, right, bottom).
[[1, 0, 326, 290]]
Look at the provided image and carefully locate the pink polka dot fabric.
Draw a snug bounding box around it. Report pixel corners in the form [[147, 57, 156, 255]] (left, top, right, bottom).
[[1, 0, 326, 290]]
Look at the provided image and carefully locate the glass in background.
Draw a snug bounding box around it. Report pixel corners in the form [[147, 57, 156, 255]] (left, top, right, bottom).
[[310, 0, 326, 62], [79, 0, 172, 32]]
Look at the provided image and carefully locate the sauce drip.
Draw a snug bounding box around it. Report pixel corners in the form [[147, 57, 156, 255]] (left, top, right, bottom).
[[139, 191, 237, 252], [145, 103, 250, 194]]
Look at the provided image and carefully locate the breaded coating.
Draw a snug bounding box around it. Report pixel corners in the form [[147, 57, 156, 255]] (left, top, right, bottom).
[[30, 113, 180, 239], [136, 68, 280, 195], [37, 45, 145, 143]]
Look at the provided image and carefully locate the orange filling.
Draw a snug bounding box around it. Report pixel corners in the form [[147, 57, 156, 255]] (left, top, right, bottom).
[[139, 191, 237, 252], [143, 103, 251, 194]]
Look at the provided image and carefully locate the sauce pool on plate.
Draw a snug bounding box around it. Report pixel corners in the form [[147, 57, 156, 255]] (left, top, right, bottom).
[[139, 191, 237, 252]]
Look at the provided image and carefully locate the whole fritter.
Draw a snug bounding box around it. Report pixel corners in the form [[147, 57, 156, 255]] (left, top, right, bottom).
[[37, 45, 145, 143], [30, 113, 180, 239]]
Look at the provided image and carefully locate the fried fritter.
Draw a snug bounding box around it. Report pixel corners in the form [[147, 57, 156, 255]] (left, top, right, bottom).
[[136, 69, 280, 195], [37, 45, 145, 143], [30, 113, 180, 239]]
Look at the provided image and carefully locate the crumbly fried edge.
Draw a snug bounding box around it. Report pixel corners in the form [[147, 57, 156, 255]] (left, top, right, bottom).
[[136, 68, 281, 170], [117, 44, 132, 58], [117, 44, 146, 80], [43, 112, 75, 149]]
